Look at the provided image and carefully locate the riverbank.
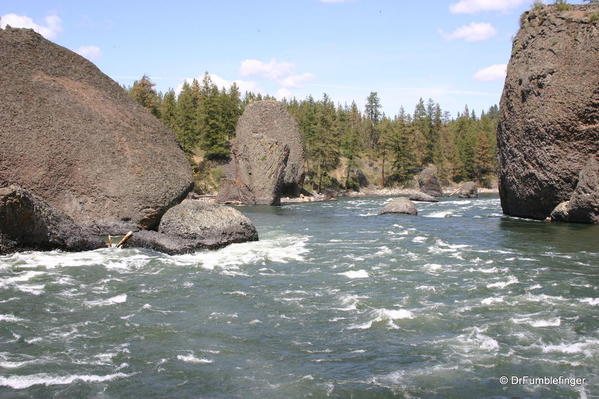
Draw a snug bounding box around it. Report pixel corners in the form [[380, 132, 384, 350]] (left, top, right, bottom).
[[280, 185, 499, 204]]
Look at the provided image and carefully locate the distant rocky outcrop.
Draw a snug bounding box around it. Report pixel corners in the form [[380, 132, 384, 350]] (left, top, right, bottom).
[[216, 100, 305, 205], [129, 200, 258, 254], [409, 192, 439, 203], [0, 186, 104, 254], [417, 167, 443, 197], [458, 182, 478, 199], [550, 158, 599, 224], [0, 27, 193, 233], [497, 4, 599, 222], [378, 198, 418, 216]]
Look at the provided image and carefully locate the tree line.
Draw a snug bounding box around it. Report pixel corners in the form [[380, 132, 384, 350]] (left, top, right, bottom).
[[126, 73, 498, 192]]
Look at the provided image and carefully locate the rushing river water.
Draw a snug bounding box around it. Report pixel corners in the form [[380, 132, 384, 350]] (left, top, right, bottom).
[[0, 195, 597, 399]]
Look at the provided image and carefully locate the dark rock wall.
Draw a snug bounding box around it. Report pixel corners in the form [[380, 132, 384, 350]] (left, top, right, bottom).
[[0, 27, 193, 232], [497, 4, 598, 220]]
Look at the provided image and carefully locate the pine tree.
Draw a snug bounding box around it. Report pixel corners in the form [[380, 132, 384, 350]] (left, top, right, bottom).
[[175, 81, 199, 153], [364, 92, 381, 151], [159, 89, 177, 132], [412, 98, 429, 166], [474, 130, 494, 184], [129, 75, 160, 118], [341, 102, 363, 189], [199, 79, 230, 160]]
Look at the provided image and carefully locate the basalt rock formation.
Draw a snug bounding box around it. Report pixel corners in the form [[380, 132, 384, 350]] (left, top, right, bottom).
[[216, 100, 305, 205], [0, 186, 104, 255], [497, 4, 599, 222], [409, 192, 439, 203], [550, 158, 599, 224], [458, 182, 478, 199], [417, 167, 443, 198], [0, 27, 193, 233], [129, 200, 258, 254], [378, 198, 418, 216]]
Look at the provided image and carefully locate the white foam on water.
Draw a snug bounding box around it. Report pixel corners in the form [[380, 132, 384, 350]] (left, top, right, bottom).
[[339, 270, 369, 279], [481, 297, 504, 305], [579, 298, 599, 306], [467, 267, 505, 274], [530, 318, 561, 327], [512, 317, 561, 327], [0, 271, 48, 295], [335, 294, 367, 311], [445, 200, 472, 205], [84, 294, 127, 307], [224, 291, 248, 296], [416, 285, 436, 291], [375, 246, 392, 256], [424, 211, 453, 218], [536, 338, 599, 357], [412, 236, 427, 243], [169, 235, 310, 271], [423, 263, 443, 273], [0, 314, 26, 323], [177, 354, 213, 364], [348, 308, 414, 330], [487, 276, 518, 289], [454, 327, 499, 353], [0, 372, 130, 389]]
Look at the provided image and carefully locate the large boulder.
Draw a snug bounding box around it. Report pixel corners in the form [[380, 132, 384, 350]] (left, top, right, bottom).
[[409, 192, 439, 203], [378, 198, 418, 216], [216, 100, 305, 205], [497, 4, 599, 221], [0, 186, 104, 254], [0, 27, 193, 233], [458, 182, 478, 199], [129, 200, 258, 254], [550, 158, 599, 224], [417, 167, 443, 197]]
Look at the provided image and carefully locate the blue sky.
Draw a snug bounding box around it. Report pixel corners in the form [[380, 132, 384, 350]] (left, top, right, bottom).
[[0, 0, 586, 117]]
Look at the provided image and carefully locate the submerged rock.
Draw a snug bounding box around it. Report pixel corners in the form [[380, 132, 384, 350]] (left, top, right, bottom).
[[0, 186, 104, 254], [458, 182, 478, 199], [497, 3, 599, 221], [417, 167, 443, 198], [378, 198, 418, 216], [0, 27, 193, 233], [409, 192, 439, 203], [550, 158, 599, 224], [129, 200, 259, 254], [216, 100, 305, 205]]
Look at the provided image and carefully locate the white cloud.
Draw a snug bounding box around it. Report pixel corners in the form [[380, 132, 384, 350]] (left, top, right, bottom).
[[0, 13, 62, 39], [176, 73, 259, 95], [239, 58, 314, 93], [210, 73, 259, 93], [76, 45, 102, 61], [449, 0, 529, 14], [473, 64, 507, 81], [442, 22, 496, 42], [276, 88, 293, 100], [239, 59, 294, 80], [278, 73, 314, 88]]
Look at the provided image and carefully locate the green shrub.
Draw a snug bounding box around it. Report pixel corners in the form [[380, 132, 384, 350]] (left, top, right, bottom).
[[555, 0, 571, 11]]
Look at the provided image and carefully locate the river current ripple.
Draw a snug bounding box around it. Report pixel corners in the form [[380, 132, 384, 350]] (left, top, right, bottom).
[[0, 195, 597, 398]]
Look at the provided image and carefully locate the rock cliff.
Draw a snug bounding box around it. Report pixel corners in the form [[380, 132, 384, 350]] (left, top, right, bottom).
[[497, 4, 598, 222], [0, 27, 193, 232], [216, 100, 304, 205]]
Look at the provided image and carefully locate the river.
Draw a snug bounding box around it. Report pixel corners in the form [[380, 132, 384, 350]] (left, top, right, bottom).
[[0, 195, 597, 398]]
